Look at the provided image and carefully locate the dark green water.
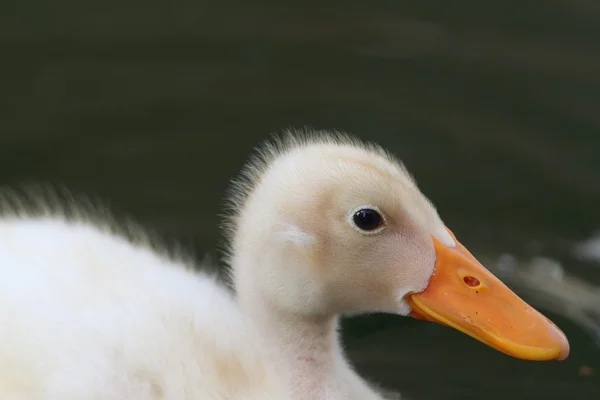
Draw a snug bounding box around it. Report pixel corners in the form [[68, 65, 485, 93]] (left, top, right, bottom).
[[1, 1, 600, 399]]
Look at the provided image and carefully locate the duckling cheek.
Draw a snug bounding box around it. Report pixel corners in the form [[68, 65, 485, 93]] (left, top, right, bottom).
[[364, 229, 435, 315]]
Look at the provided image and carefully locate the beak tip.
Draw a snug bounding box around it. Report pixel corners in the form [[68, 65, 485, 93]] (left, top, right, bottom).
[[555, 331, 570, 361], [549, 319, 570, 361], [557, 350, 569, 361]]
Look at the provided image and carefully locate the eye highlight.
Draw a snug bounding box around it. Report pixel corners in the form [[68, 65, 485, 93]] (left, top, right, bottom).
[[348, 205, 386, 235]]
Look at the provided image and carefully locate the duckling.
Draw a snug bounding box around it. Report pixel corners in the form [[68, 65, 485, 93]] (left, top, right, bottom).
[[0, 130, 569, 400]]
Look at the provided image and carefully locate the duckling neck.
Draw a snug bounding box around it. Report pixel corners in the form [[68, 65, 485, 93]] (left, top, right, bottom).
[[240, 291, 339, 383], [237, 289, 381, 399]]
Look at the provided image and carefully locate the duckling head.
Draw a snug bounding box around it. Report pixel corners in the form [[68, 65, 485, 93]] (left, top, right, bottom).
[[224, 129, 569, 361]]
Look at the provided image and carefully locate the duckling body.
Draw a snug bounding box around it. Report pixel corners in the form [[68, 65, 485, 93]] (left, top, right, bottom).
[[0, 217, 284, 399]]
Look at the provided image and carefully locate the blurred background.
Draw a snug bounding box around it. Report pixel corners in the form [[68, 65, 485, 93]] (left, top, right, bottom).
[[1, 1, 600, 399]]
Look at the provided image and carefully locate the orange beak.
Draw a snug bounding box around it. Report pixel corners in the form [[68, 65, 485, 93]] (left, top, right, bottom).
[[406, 229, 570, 361]]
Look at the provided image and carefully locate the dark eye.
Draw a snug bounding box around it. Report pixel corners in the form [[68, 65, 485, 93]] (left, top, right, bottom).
[[352, 208, 384, 232]]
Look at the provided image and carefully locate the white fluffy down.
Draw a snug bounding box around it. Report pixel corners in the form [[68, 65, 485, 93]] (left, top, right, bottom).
[[0, 218, 284, 400]]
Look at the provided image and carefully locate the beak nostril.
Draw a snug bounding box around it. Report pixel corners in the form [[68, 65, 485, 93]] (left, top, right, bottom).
[[463, 276, 480, 287]]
